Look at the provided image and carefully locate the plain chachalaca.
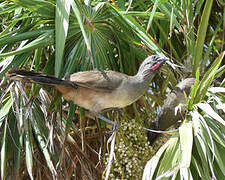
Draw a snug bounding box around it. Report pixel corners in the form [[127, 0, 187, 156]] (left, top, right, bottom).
[[147, 78, 196, 145], [6, 55, 168, 129]]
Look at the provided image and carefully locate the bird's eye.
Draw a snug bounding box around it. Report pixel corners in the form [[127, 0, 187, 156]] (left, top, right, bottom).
[[152, 55, 157, 60]]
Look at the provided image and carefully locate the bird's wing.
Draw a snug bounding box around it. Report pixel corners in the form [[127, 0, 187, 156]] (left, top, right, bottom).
[[65, 70, 126, 92]]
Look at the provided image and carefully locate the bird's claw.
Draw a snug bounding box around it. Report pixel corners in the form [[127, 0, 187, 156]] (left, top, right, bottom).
[[106, 123, 120, 134]]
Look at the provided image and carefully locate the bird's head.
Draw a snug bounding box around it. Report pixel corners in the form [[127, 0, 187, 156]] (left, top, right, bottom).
[[137, 55, 169, 80]]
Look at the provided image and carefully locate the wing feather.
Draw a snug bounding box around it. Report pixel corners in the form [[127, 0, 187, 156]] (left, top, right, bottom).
[[65, 70, 127, 92]]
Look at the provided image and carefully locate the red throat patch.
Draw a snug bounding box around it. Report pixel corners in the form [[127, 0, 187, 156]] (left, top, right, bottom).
[[151, 62, 161, 71]]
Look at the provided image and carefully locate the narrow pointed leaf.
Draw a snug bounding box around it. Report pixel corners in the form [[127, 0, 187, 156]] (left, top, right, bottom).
[[110, 4, 164, 56], [146, 0, 159, 32], [55, 0, 71, 77], [157, 136, 179, 177], [142, 140, 169, 180], [0, 97, 13, 127], [32, 115, 57, 178], [1, 120, 7, 179], [71, 0, 93, 66], [0, 32, 54, 58], [197, 103, 225, 126], [24, 119, 34, 180], [193, 0, 213, 74], [194, 53, 224, 103], [194, 135, 211, 179], [188, 68, 200, 110], [179, 121, 193, 168]]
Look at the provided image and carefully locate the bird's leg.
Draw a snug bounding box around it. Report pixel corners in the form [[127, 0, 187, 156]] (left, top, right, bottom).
[[98, 114, 120, 131], [91, 112, 120, 132]]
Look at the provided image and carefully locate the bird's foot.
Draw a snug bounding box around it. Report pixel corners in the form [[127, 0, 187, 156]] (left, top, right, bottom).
[[106, 123, 120, 134], [92, 113, 120, 133]]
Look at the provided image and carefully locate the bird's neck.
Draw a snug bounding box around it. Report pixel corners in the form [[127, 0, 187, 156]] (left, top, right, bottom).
[[135, 70, 155, 85], [132, 71, 155, 91]]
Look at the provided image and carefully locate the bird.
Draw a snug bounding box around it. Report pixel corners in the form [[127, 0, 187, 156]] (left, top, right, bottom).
[[6, 55, 168, 129], [147, 78, 196, 145]]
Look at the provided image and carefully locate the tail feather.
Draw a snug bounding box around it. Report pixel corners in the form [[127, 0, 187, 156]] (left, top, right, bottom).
[[6, 70, 77, 89]]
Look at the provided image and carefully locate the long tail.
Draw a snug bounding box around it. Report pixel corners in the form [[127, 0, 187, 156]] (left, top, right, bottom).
[[6, 70, 77, 89]]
